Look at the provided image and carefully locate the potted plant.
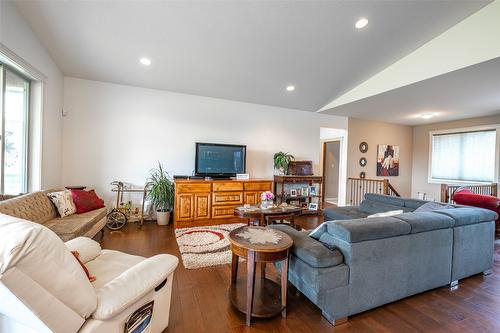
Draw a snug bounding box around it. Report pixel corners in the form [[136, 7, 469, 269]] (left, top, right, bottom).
[[147, 162, 174, 226], [273, 152, 294, 175]]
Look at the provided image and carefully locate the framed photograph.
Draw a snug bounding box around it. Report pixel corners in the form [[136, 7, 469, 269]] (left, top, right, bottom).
[[377, 144, 400, 176], [308, 202, 318, 211], [301, 187, 309, 196], [290, 200, 300, 206], [309, 186, 317, 196], [301, 202, 308, 208], [290, 189, 297, 197]]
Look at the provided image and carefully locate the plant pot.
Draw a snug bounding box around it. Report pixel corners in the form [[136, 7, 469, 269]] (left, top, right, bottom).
[[156, 210, 170, 226]]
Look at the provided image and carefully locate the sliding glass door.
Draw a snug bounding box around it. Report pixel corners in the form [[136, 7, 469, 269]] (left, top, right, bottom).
[[0, 64, 29, 194]]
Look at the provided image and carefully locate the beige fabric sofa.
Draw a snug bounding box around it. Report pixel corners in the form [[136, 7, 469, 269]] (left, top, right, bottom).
[[0, 190, 107, 241]]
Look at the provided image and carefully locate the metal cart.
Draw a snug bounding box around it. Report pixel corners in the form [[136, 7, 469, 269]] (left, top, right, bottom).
[[106, 181, 152, 230]]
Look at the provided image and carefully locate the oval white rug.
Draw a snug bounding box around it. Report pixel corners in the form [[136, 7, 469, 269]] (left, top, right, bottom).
[[175, 223, 246, 269]]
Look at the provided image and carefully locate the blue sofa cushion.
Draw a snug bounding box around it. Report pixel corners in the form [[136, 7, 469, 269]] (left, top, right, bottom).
[[323, 206, 368, 221], [359, 200, 413, 214], [435, 207, 498, 227], [393, 212, 455, 233], [414, 201, 454, 212], [404, 198, 429, 209], [267, 225, 343, 268], [326, 217, 411, 243], [364, 193, 405, 207]]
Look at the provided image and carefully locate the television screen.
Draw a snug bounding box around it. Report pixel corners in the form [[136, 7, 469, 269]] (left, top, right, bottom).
[[195, 143, 246, 177]]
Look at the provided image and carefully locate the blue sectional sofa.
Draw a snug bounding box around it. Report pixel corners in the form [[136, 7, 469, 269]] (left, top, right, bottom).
[[269, 194, 497, 325]]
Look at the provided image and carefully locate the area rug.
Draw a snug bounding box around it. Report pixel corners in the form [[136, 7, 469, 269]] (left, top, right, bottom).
[[175, 223, 246, 269]]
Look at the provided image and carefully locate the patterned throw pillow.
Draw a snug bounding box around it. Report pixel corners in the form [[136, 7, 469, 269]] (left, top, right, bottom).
[[48, 190, 77, 217]]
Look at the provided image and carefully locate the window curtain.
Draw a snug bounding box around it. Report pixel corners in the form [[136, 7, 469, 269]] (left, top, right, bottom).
[[431, 130, 496, 182]]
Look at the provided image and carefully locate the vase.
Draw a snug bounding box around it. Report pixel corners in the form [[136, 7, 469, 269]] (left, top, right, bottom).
[[260, 200, 273, 209]]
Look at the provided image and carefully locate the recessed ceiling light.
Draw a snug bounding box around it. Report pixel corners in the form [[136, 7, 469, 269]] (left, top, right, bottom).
[[139, 57, 151, 66], [420, 113, 434, 119], [355, 17, 369, 29], [286, 85, 295, 92]]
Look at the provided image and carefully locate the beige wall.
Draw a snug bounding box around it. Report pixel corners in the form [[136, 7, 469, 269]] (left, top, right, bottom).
[[411, 114, 500, 201], [347, 118, 413, 197]]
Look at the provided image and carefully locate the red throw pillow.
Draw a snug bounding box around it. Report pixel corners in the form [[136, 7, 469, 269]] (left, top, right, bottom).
[[453, 189, 500, 209], [71, 251, 96, 282], [70, 189, 105, 214]]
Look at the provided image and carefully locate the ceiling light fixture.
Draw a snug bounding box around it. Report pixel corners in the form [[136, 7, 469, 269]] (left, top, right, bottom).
[[286, 85, 295, 92], [355, 17, 369, 29], [420, 113, 434, 119], [139, 57, 151, 66]]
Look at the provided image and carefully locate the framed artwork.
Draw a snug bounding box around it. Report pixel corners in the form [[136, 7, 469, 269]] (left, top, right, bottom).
[[309, 186, 317, 196], [308, 202, 318, 210], [290, 189, 297, 197], [301, 202, 308, 208], [301, 187, 309, 196], [359, 157, 367, 167], [377, 144, 399, 176]]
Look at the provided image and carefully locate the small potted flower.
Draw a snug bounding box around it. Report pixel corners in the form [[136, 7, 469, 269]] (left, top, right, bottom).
[[260, 191, 275, 209]]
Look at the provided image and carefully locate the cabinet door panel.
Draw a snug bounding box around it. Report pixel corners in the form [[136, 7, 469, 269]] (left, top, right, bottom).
[[244, 182, 272, 191], [176, 194, 194, 221], [244, 191, 259, 205], [194, 193, 211, 220], [212, 192, 243, 205], [212, 205, 237, 219]]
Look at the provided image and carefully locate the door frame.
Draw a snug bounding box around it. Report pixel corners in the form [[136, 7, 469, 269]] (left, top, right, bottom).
[[322, 139, 343, 206]]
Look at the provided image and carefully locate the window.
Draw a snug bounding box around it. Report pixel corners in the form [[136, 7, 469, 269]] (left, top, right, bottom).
[[0, 64, 30, 194], [430, 129, 497, 183]]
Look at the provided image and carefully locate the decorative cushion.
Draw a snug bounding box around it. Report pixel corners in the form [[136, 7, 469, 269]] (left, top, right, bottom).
[[71, 251, 96, 282], [453, 189, 500, 209], [367, 210, 403, 218], [47, 190, 77, 217], [71, 189, 105, 214]]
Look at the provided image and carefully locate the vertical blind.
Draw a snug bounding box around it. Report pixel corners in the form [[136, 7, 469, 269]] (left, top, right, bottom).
[[431, 130, 496, 182]]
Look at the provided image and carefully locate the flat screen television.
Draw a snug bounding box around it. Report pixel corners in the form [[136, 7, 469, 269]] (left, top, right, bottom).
[[195, 142, 246, 178]]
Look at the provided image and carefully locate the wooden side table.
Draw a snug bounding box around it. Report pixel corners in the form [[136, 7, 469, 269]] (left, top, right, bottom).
[[228, 226, 293, 326]]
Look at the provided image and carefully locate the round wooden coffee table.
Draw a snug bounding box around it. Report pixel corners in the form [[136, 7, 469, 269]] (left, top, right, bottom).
[[234, 206, 303, 227], [228, 226, 293, 326]]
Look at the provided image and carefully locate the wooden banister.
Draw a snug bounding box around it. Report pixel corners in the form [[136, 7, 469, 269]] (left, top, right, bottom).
[[347, 177, 400, 206]]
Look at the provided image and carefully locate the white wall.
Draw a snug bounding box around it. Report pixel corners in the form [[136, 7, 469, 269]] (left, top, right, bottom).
[[412, 113, 500, 201], [62, 77, 347, 202], [0, 1, 64, 189]]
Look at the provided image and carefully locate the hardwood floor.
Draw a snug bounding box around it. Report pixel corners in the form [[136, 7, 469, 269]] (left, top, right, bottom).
[[99, 215, 500, 333]]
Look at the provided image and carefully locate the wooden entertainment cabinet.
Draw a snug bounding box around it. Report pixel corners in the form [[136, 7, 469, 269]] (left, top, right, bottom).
[[174, 179, 273, 228]]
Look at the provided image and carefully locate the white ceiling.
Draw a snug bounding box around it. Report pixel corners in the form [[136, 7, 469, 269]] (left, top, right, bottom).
[[14, 0, 488, 112], [321, 56, 500, 125]]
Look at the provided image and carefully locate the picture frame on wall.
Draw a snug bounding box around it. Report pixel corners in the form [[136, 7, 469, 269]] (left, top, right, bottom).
[[377, 144, 400, 176], [301, 187, 309, 196], [290, 189, 297, 197]]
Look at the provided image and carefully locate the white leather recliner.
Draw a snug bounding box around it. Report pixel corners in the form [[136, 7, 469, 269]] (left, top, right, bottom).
[[0, 213, 179, 333]]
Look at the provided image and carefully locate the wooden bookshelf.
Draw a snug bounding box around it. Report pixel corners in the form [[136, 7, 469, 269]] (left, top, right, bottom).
[[273, 175, 323, 215]]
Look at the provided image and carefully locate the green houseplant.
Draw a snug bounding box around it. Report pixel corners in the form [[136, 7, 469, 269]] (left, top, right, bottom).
[[147, 162, 174, 225], [273, 152, 294, 175]]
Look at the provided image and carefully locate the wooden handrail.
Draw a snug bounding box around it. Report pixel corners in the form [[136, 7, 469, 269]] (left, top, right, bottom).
[[440, 183, 498, 203], [347, 177, 400, 206]]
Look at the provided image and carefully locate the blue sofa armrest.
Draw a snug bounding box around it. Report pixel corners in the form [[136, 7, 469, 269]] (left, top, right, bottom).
[[267, 225, 343, 268]]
